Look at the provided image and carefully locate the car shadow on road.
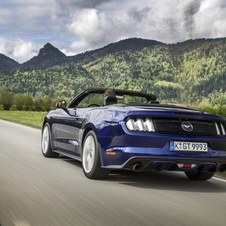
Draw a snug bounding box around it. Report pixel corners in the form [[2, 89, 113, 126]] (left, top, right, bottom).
[[59, 156, 82, 166], [59, 157, 226, 193], [108, 170, 226, 193]]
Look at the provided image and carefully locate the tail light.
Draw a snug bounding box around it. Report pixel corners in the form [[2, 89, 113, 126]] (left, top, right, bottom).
[[126, 118, 155, 132]]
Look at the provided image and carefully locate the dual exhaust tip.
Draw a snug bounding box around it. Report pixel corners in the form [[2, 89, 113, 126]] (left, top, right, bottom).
[[131, 162, 143, 171], [131, 162, 226, 173]]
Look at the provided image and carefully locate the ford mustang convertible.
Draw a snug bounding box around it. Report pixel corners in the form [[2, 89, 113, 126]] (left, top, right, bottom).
[[41, 88, 226, 180]]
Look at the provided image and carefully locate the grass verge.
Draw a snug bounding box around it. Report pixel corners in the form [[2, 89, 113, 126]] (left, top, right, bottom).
[[0, 110, 47, 129], [216, 172, 226, 178]]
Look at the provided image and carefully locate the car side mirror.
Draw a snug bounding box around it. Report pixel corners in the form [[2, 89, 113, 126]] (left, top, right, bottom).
[[56, 100, 66, 109]]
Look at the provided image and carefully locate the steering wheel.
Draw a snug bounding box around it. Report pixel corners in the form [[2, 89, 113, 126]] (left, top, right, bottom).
[[87, 104, 100, 107]]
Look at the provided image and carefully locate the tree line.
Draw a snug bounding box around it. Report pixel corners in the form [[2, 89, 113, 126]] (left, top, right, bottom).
[[0, 91, 70, 111], [0, 91, 225, 117]]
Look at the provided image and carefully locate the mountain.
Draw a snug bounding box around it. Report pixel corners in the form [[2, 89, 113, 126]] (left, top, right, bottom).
[[0, 38, 162, 70], [0, 37, 226, 106], [0, 54, 19, 70], [21, 43, 67, 69], [67, 38, 162, 65]]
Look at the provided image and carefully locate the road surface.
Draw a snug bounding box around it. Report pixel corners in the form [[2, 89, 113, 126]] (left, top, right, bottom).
[[0, 119, 226, 226]]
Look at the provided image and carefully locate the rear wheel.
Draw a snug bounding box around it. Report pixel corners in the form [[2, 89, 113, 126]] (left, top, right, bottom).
[[41, 123, 59, 158], [185, 171, 215, 181], [82, 131, 110, 179]]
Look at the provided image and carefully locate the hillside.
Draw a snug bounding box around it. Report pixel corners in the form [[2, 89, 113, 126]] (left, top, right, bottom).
[[0, 37, 226, 105], [66, 38, 162, 66], [0, 54, 20, 70]]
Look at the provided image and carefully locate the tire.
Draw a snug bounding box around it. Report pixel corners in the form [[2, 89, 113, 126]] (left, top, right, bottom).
[[41, 123, 59, 158], [82, 131, 110, 179], [185, 171, 215, 181]]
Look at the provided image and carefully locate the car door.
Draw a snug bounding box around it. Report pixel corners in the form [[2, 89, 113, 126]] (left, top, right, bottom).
[[54, 107, 87, 155]]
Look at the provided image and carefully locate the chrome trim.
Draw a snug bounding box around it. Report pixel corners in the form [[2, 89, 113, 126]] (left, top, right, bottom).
[[181, 121, 193, 132], [221, 123, 225, 135], [215, 122, 220, 135]]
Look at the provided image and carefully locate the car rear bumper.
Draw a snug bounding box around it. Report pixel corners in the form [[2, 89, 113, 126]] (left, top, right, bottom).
[[102, 154, 226, 173], [101, 145, 226, 172], [98, 126, 226, 172]]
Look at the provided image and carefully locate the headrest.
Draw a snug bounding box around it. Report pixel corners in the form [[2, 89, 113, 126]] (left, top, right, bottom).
[[104, 96, 117, 106]]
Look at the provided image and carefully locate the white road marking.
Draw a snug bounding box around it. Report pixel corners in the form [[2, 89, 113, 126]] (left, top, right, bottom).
[[213, 176, 226, 182], [13, 221, 31, 226]]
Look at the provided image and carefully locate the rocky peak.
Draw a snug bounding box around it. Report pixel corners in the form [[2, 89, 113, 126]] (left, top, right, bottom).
[[38, 43, 66, 59], [20, 43, 67, 69]]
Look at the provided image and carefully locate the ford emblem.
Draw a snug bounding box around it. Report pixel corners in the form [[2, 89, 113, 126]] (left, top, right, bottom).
[[181, 121, 193, 132]]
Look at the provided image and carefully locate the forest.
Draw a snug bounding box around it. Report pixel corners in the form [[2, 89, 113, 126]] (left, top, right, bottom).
[[0, 37, 226, 110]]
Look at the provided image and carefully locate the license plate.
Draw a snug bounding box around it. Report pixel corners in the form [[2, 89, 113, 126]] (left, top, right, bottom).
[[170, 141, 208, 152]]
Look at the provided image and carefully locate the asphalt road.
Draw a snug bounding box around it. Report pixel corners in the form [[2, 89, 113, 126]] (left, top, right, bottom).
[[0, 119, 226, 226]]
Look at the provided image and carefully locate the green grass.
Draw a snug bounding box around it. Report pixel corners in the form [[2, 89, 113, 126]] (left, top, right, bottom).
[[216, 172, 226, 178], [0, 110, 48, 129]]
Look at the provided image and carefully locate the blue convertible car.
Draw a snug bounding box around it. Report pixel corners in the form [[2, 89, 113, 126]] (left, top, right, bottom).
[[41, 88, 226, 180]]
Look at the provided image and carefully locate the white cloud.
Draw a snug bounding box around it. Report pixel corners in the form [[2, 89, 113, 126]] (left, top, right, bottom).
[[60, 48, 76, 56], [0, 37, 39, 63], [199, 0, 223, 12], [0, 0, 226, 63], [213, 18, 226, 37], [0, 38, 10, 55], [68, 9, 100, 39], [68, 9, 118, 53], [192, 0, 226, 39], [13, 41, 38, 63], [67, 1, 183, 53]]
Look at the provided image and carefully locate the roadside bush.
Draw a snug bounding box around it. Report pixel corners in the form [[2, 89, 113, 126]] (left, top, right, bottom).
[[218, 105, 226, 117], [34, 97, 44, 111], [22, 105, 27, 111], [10, 105, 17, 111], [0, 91, 71, 111], [14, 93, 34, 111], [43, 95, 52, 111], [14, 93, 25, 110], [198, 104, 226, 117], [0, 91, 14, 110], [24, 95, 34, 111]]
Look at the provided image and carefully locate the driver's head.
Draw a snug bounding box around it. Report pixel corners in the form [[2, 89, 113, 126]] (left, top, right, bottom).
[[104, 89, 116, 99]]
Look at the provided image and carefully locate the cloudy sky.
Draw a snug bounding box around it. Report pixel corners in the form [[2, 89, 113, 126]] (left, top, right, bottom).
[[0, 0, 226, 63]]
